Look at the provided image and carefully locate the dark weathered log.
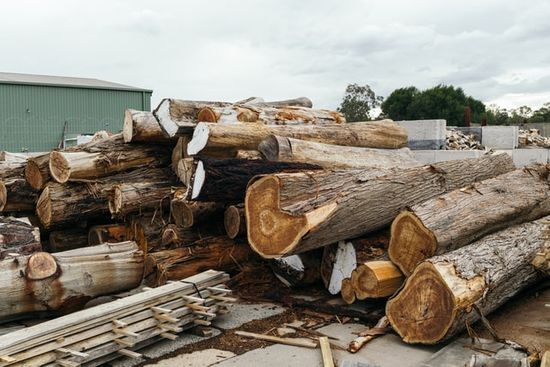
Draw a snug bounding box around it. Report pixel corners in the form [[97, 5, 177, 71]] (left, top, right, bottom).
[[224, 204, 246, 239], [49, 135, 170, 183], [245, 153, 515, 258], [160, 223, 224, 248], [340, 278, 356, 304], [189, 157, 321, 203], [0, 162, 25, 180], [0, 241, 143, 321], [0, 217, 41, 260], [24, 153, 50, 190], [48, 228, 89, 252], [88, 224, 127, 246], [389, 165, 550, 275], [123, 109, 176, 144], [0, 178, 39, 213], [171, 187, 224, 228], [386, 217, 549, 344], [125, 213, 168, 253], [143, 236, 253, 286], [352, 261, 404, 300], [259, 135, 418, 169], [187, 120, 408, 156], [269, 250, 322, 287], [172, 136, 190, 172]]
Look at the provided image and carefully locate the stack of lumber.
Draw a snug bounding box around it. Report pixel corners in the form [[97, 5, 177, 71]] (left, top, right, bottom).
[[518, 128, 550, 148], [445, 129, 484, 150]]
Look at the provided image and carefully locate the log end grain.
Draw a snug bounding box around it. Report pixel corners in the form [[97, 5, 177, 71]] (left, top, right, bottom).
[[36, 186, 52, 228], [161, 224, 179, 246], [388, 211, 437, 276], [48, 151, 71, 184], [122, 109, 135, 143], [352, 261, 404, 299], [108, 185, 123, 216], [196, 107, 218, 123], [341, 277, 356, 304], [24, 159, 46, 190], [0, 181, 6, 211], [258, 135, 292, 161], [26, 252, 58, 280], [224, 205, 243, 239]]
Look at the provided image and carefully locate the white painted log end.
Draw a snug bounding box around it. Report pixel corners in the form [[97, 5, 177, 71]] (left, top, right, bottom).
[[191, 161, 205, 200], [187, 122, 210, 155]]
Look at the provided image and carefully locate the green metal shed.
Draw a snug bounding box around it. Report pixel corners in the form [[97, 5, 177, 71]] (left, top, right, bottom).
[[0, 72, 152, 152]]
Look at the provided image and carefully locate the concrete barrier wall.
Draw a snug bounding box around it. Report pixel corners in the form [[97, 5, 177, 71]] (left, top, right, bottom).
[[481, 126, 518, 149], [413, 149, 549, 167], [396, 119, 446, 150]]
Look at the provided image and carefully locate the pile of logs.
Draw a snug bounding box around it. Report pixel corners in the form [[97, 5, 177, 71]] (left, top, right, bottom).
[[518, 128, 550, 148], [445, 128, 485, 150]]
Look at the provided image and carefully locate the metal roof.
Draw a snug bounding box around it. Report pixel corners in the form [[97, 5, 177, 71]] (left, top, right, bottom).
[[0, 72, 152, 93]]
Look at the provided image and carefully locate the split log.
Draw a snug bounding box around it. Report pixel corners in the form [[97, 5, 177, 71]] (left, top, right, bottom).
[[389, 165, 550, 275], [88, 224, 127, 246], [187, 120, 408, 155], [269, 250, 322, 287], [175, 157, 195, 187], [24, 153, 50, 190], [386, 216, 549, 344], [224, 204, 246, 239], [259, 135, 418, 169], [125, 213, 168, 253], [196, 105, 344, 125], [49, 135, 170, 183], [189, 157, 321, 203], [245, 153, 515, 258], [171, 188, 224, 227], [0, 241, 143, 320], [352, 261, 404, 299], [143, 236, 252, 286], [48, 228, 89, 252], [123, 109, 175, 144], [0, 178, 39, 213], [0, 217, 41, 260]]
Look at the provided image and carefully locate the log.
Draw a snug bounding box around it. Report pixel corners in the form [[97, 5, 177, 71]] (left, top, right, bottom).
[[533, 243, 550, 277], [0, 178, 39, 213], [0, 162, 25, 180], [0, 217, 41, 260], [196, 104, 344, 125], [235, 150, 263, 160], [187, 120, 408, 155], [259, 135, 418, 169], [340, 278, 356, 304], [0, 241, 143, 321], [224, 204, 246, 239], [88, 224, 127, 246], [269, 250, 322, 287], [24, 153, 50, 190], [171, 136, 190, 171], [386, 216, 549, 344], [171, 187, 224, 228], [175, 157, 195, 187], [49, 135, 170, 183], [388, 165, 550, 275], [125, 213, 167, 253], [153, 97, 313, 137], [189, 157, 321, 203], [160, 224, 201, 248], [352, 261, 404, 299], [143, 236, 253, 286], [123, 109, 175, 144], [245, 153, 515, 258], [48, 228, 89, 252]]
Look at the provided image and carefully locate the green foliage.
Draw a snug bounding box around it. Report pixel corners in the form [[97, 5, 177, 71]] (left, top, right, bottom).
[[380, 87, 419, 121], [337, 83, 383, 122], [485, 103, 550, 125]]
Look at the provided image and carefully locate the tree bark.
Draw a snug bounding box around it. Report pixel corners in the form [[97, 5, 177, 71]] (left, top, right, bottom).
[[268, 250, 322, 287], [24, 153, 50, 190], [123, 109, 176, 144], [389, 165, 550, 275], [48, 228, 89, 252], [160, 223, 224, 248], [0, 162, 25, 180], [143, 236, 253, 286], [187, 120, 408, 155], [172, 136, 191, 172], [125, 213, 169, 253], [170, 187, 224, 228], [224, 204, 246, 239], [386, 216, 549, 344], [259, 135, 418, 169], [0, 178, 39, 213], [189, 157, 321, 204], [0, 217, 41, 260], [351, 261, 404, 300], [88, 224, 127, 246], [196, 105, 344, 125], [49, 135, 170, 183], [245, 153, 515, 258], [533, 243, 550, 277], [0, 241, 143, 321]]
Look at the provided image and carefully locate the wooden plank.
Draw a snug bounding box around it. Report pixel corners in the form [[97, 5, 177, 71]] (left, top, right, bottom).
[[319, 337, 334, 367]]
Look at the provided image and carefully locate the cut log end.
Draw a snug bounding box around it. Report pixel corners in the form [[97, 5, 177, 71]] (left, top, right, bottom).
[[386, 262, 456, 344], [258, 135, 292, 161], [26, 252, 58, 280], [0, 181, 6, 212], [154, 99, 178, 138], [353, 261, 404, 299], [122, 109, 134, 143], [24, 160, 45, 190], [191, 161, 205, 200], [196, 107, 217, 123], [49, 151, 71, 184], [224, 205, 243, 239], [388, 211, 437, 276], [108, 185, 123, 216], [36, 186, 52, 228], [341, 278, 356, 304], [187, 122, 210, 155], [161, 225, 178, 246]]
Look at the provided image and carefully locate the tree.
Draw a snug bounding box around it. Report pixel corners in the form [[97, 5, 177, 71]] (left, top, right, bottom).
[[337, 83, 383, 122], [529, 103, 550, 123], [381, 87, 419, 121]]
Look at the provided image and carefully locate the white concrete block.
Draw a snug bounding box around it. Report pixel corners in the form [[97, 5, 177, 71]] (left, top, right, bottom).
[[481, 126, 518, 149], [396, 120, 447, 150], [511, 149, 549, 167], [413, 150, 482, 164], [412, 150, 436, 164]]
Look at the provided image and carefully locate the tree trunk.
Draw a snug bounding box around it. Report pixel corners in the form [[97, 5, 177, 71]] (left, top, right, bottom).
[[245, 153, 515, 258], [123, 109, 176, 144], [153, 97, 313, 137], [320, 234, 388, 295], [352, 261, 404, 300], [107, 168, 179, 218], [189, 157, 321, 203], [170, 188, 224, 228], [24, 153, 50, 190], [340, 278, 356, 304], [125, 213, 168, 253], [88, 224, 127, 246], [0, 217, 41, 260], [143, 236, 253, 286], [386, 216, 549, 344], [0, 162, 25, 180], [48, 228, 89, 252], [49, 135, 170, 183], [389, 165, 550, 275], [0, 241, 143, 321], [0, 178, 39, 213], [161, 223, 224, 248], [224, 204, 246, 239], [187, 120, 408, 155], [196, 105, 344, 125], [259, 135, 418, 169], [269, 250, 322, 287]]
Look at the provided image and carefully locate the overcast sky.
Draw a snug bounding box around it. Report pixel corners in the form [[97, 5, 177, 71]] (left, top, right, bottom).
[[1, 0, 549, 111]]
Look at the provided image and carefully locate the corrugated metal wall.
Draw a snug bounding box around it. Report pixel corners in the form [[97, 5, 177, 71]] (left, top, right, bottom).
[[0, 84, 151, 152]]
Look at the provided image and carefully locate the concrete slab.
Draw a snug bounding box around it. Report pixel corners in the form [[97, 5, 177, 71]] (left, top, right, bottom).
[[412, 150, 436, 164], [396, 120, 446, 150], [212, 302, 286, 330], [413, 150, 482, 164], [147, 349, 235, 367], [482, 126, 519, 149], [512, 148, 549, 167]]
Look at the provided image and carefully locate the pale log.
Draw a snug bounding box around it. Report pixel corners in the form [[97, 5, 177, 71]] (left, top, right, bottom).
[[259, 135, 418, 169], [0, 178, 38, 213], [88, 224, 127, 246], [386, 217, 549, 344], [245, 153, 515, 258], [172, 136, 190, 171], [269, 250, 322, 287], [340, 278, 356, 304], [24, 153, 50, 190], [176, 158, 195, 187], [352, 261, 404, 299], [187, 120, 408, 155], [0, 162, 25, 180], [48, 228, 89, 252], [389, 165, 550, 275], [189, 157, 320, 203], [0, 217, 41, 259], [235, 150, 263, 160], [224, 204, 246, 239], [0, 241, 143, 321], [123, 109, 176, 144], [533, 243, 550, 277]]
